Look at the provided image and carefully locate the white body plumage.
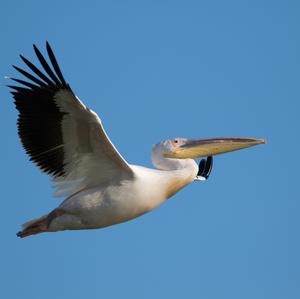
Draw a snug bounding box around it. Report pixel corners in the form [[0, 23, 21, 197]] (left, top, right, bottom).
[[50, 163, 198, 231]]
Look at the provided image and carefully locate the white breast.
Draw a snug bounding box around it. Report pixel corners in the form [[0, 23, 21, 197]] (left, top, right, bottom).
[[49, 163, 197, 231]]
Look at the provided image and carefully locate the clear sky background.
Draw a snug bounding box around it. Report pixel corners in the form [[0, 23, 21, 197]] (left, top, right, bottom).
[[1, 1, 299, 298]]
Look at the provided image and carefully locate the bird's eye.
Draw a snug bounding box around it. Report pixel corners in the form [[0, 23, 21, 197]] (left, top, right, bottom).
[[174, 139, 178, 144]]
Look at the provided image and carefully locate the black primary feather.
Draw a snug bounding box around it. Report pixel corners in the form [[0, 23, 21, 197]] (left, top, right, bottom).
[[197, 156, 213, 179], [203, 156, 213, 179], [9, 42, 71, 177], [197, 159, 206, 177]]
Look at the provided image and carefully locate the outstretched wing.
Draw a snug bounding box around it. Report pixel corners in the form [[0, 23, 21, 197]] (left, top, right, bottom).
[[9, 42, 134, 197]]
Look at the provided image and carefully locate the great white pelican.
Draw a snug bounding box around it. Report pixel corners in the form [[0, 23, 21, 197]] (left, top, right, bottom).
[[8, 43, 265, 238]]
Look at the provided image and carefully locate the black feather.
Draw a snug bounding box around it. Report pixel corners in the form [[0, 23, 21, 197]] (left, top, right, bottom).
[[197, 159, 206, 177], [12, 65, 48, 87], [20, 54, 55, 86], [46, 41, 67, 86], [203, 156, 213, 179], [197, 156, 213, 179], [33, 44, 62, 86], [9, 42, 71, 177], [10, 77, 40, 90]]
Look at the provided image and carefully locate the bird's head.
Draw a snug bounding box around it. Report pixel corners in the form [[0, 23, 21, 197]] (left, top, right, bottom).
[[152, 137, 265, 171]]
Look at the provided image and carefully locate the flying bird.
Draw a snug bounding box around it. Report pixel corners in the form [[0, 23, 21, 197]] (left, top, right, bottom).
[[9, 42, 265, 238]]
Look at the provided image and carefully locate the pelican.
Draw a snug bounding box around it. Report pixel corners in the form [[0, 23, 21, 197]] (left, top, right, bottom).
[[9, 42, 265, 238]]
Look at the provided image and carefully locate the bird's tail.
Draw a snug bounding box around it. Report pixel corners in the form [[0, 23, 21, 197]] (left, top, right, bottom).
[[17, 215, 49, 238]]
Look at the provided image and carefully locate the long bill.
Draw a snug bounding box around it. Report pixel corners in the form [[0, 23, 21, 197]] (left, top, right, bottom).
[[165, 138, 266, 159]]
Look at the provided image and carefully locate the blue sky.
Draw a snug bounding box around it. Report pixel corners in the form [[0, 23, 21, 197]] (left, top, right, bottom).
[[1, 1, 299, 298]]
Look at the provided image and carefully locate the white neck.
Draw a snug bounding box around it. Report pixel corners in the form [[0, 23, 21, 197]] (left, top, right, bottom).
[[131, 159, 198, 210], [158, 159, 198, 198]]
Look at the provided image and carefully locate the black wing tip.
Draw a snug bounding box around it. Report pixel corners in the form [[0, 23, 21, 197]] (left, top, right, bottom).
[[11, 41, 69, 90], [197, 156, 213, 180], [9, 77, 40, 90], [204, 156, 213, 178], [45, 41, 68, 87], [197, 159, 206, 176], [12, 64, 21, 71], [10, 42, 69, 179], [33, 42, 63, 86], [46, 41, 53, 51], [32, 44, 41, 57], [12, 63, 49, 88], [7, 85, 24, 91]]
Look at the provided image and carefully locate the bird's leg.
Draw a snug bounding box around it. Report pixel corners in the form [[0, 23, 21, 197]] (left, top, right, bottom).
[[195, 156, 213, 180], [16, 208, 65, 238]]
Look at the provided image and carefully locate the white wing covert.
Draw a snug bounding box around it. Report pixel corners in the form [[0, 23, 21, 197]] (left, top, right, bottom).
[[9, 42, 133, 197]]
